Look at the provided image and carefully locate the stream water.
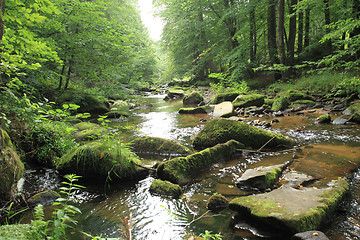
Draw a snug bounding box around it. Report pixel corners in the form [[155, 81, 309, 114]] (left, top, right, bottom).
[[24, 94, 360, 240]]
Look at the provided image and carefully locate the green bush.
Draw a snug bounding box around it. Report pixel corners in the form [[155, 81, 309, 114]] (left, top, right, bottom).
[[23, 121, 78, 167]]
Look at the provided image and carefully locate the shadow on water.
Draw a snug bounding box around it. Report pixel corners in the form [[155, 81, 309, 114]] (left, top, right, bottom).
[[23, 94, 360, 240]]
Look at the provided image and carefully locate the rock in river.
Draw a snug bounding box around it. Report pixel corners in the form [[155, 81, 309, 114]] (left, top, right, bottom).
[[193, 118, 295, 150], [149, 179, 183, 199], [229, 178, 349, 234], [213, 101, 234, 118]]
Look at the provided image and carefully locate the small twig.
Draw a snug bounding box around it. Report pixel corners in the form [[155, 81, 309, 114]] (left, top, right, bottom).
[[257, 136, 276, 152], [185, 210, 210, 227], [134, 162, 155, 171]]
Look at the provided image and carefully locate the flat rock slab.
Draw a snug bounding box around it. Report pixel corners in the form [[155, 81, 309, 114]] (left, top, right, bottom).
[[213, 101, 234, 118], [282, 170, 318, 188], [236, 162, 290, 190], [230, 178, 349, 234]]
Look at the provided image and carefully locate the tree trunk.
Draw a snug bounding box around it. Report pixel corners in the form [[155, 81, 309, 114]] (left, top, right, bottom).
[[304, 8, 310, 47], [58, 62, 66, 89], [323, 0, 332, 52], [267, 0, 278, 64], [64, 57, 73, 89], [277, 0, 286, 65], [287, 0, 297, 65], [249, 1, 257, 63], [297, 2, 304, 54], [0, 0, 5, 83]]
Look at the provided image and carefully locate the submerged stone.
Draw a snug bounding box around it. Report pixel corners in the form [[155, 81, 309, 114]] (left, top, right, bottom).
[[193, 118, 294, 150], [213, 101, 234, 118], [291, 230, 329, 240], [156, 140, 241, 185], [0, 128, 24, 200], [229, 178, 349, 234], [236, 162, 291, 191], [179, 106, 213, 114], [131, 136, 192, 156], [207, 194, 229, 211], [149, 179, 183, 198], [183, 91, 204, 106], [232, 94, 265, 109], [56, 140, 147, 182]]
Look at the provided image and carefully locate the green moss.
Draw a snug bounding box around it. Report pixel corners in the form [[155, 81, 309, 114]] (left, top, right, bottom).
[[349, 110, 360, 123], [264, 98, 275, 106], [347, 101, 360, 114], [285, 90, 312, 102], [0, 222, 45, 240], [131, 136, 192, 156], [212, 92, 239, 104], [178, 106, 213, 114], [207, 194, 229, 211], [28, 190, 61, 206], [56, 140, 146, 181], [73, 122, 99, 131], [316, 114, 331, 124], [74, 127, 106, 142], [164, 89, 185, 100], [183, 91, 204, 105], [232, 94, 265, 108], [193, 118, 294, 150], [264, 168, 282, 187], [0, 128, 24, 200], [271, 96, 289, 111], [149, 179, 183, 198], [156, 140, 241, 185]]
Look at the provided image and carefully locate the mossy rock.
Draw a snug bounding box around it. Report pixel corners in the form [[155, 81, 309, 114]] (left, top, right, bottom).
[[192, 118, 294, 150], [74, 127, 106, 142], [272, 96, 289, 111], [284, 90, 312, 102], [232, 94, 265, 108], [56, 140, 147, 181], [183, 91, 204, 106], [164, 89, 185, 100], [28, 190, 61, 207], [316, 114, 331, 124], [346, 100, 360, 114], [179, 106, 213, 114], [0, 222, 45, 240], [0, 128, 24, 200], [131, 136, 192, 156], [229, 178, 349, 234], [207, 194, 229, 211], [73, 122, 99, 131], [56, 90, 109, 114], [106, 100, 131, 118], [212, 92, 239, 104], [156, 140, 241, 185], [264, 98, 275, 106], [149, 179, 183, 198], [349, 110, 360, 123]]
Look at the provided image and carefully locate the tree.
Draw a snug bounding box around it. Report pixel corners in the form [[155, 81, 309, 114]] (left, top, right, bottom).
[[267, 0, 278, 65]]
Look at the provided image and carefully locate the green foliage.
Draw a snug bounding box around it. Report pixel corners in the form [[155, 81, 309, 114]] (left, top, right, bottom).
[[199, 230, 223, 240], [209, 73, 249, 94]]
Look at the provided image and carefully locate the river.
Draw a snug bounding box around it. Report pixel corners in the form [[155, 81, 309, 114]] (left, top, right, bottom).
[[24, 93, 360, 240]]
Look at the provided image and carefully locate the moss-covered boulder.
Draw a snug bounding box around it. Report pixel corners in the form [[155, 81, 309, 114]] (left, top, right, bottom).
[[207, 194, 229, 211], [149, 179, 183, 198], [179, 106, 213, 114], [285, 90, 313, 102], [213, 102, 234, 118], [156, 140, 241, 185], [193, 118, 295, 150], [106, 100, 131, 118], [56, 90, 109, 114], [28, 190, 61, 207], [272, 96, 290, 111], [56, 140, 147, 181], [74, 126, 106, 142], [236, 162, 290, 191], [316, 114, 331, 124], [0, 128, 24, 200], [183, 91, 204, 106], [349, 109, 360, 124], [131, 136, 192, 156], [229, 178, 349, 234], [164, 89, 185, 100], [212, 92, 239, 104], [73, 122, 99, 131], [232, 94, 265, 109], [0, 222, 45, 240]]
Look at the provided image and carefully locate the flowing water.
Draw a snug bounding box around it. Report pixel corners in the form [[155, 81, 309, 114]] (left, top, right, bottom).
[[24, 94, 360, 240]]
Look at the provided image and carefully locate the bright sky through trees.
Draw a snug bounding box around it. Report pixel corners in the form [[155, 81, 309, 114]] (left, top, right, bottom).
[[138, 0, 163, 40]]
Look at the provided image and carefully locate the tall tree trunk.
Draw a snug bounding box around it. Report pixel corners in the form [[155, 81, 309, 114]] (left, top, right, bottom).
[[64, 57, 73, 89], [287, 0, 297, 65], [267, 0, 278, 64], [0, 0, 5, 83], [277, 0, 286, 65], [297, 2, 304, 54], [58, 61, 66, 89], [304, 8, 310, 47], [249, 1, 257, 63], [323, 0, 332, 52]]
